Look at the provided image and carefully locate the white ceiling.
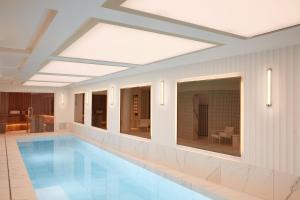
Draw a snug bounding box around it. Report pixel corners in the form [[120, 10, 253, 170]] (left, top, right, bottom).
[[0, 0, 47, 49], [0, 0, 299, 87], [0, 52, 25, 68]]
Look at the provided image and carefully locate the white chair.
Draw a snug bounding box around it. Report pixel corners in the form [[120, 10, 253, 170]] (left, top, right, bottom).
[[210, 127, 234, 144], [219, 127, 234, 144], [210, 131, 222, 144]]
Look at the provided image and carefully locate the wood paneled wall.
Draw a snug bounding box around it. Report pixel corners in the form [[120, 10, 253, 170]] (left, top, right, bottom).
[[8, 92, 31, 112], [31, 93, 54, 115]]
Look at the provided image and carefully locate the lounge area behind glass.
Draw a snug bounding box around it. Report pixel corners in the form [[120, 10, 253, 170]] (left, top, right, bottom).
[[120, 86, 151, 139], [92, 90, 107, 129], [177, 77, 241, 156], [74, 93, 85, 124]]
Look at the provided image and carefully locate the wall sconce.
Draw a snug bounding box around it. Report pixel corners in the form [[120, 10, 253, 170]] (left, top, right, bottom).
[[110, 86, 115, 106], [160, 80, 165, 105], [267, 68, 272, 107], [85, 92, 90, 105], [60, 94, 64, 105]]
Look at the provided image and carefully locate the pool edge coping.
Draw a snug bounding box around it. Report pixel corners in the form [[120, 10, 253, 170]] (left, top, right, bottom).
[[6, 132, 72, 200]]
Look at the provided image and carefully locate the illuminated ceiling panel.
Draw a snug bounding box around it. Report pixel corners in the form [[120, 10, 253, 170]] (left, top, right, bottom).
[[121, 0, 300, 37], [59, 23, 215, 65]]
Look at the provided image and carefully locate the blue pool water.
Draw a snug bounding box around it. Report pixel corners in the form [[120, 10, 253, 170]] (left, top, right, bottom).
[[18, 136, 213, 200]]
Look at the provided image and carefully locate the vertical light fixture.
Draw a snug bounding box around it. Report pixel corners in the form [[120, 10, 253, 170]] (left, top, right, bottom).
[[267, 68, 272, 107], [85, 92, 90, 105], [160, 80, 165, 105], [61, 94, 65, 105], [110, 86, 115, 106]]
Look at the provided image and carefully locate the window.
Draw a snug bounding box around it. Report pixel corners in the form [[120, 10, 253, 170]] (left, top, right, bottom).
[[74, 93, 85, 124], [120, 86, 151, 139], [92, 90, 107, 129], [177, 77, 241, 156]]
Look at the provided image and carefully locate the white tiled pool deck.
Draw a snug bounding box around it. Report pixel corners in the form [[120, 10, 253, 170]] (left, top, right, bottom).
[[2, 132, 263, 200], [0, 135, 10, 200]]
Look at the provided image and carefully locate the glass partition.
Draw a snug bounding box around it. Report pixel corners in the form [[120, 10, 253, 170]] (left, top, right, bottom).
[[120, 86, 151, 139], [30, 93, 54, 133], [0, 92, 54, 133], [177, 77, 241, 156], [91, 91, 107, 129]]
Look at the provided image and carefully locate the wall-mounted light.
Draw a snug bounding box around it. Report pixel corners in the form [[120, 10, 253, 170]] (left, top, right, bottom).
[[267, 68, 272, 107], [110, 86, 115, 106], [85, 92, 90, 105], [61, 94, 65, 105], [160, 80, 165, 105]]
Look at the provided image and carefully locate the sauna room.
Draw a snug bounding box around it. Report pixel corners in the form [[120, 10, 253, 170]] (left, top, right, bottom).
[[0, 92, 54, 134]]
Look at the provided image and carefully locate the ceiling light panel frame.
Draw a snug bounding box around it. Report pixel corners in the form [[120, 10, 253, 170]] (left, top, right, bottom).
[[30, 74, 92, 83], [55, 19, 219, 65], [103, 0, 300, 38], [23, 81, 71, 87], [39, 60, 128, 77]]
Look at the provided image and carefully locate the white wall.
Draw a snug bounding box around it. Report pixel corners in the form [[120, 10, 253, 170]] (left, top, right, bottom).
[[68, 44, 300, 176], [2, 44, 298, 199]]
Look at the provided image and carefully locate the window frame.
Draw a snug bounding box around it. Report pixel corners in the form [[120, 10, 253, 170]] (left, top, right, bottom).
[[175, 72, 244, 159], [119, 83, 152, 140], [91, 89, 108, 131], [73, 92, 85, 124]]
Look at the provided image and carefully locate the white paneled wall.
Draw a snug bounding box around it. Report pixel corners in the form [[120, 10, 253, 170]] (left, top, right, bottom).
[[69, 44, 300, 176]]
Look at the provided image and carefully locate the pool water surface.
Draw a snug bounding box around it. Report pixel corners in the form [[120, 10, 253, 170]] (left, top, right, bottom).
[[18, 136, 213, 200]]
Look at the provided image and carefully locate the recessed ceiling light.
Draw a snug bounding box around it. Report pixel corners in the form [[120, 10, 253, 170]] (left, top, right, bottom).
[[23, 81, 70, 87], [59, 23, 215, 65], [30, 74, 91, 83], [39, 61, 128, 76], [121, 0, 300, 37]]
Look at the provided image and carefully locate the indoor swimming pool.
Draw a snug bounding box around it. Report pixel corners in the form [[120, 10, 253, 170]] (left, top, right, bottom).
[[17, 136, 214, 200]]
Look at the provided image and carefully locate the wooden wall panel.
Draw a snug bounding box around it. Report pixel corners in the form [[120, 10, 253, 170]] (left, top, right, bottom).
[[31, 93, 54, 115], [8, 92, 31, 112]]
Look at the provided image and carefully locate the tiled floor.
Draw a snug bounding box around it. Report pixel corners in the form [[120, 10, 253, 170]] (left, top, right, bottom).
[[2, 132, 263, 200], [0, 135, 10, 200], [6, 134, 37, 200]]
